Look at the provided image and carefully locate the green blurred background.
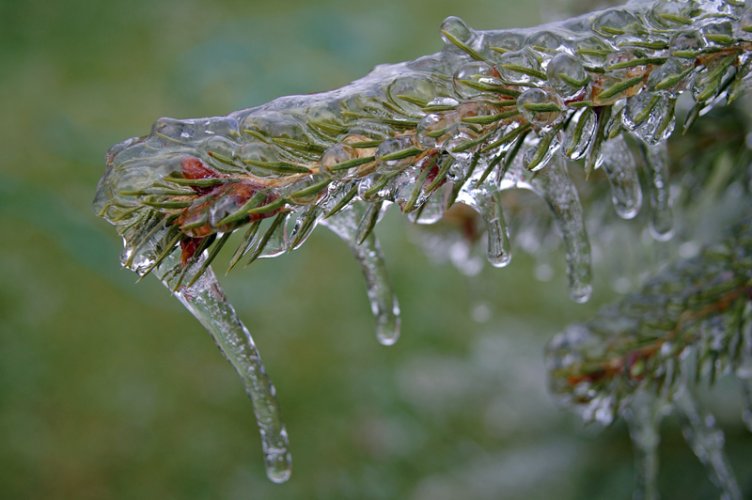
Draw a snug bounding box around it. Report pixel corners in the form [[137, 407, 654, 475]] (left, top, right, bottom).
[[1, 0, 751, 498]]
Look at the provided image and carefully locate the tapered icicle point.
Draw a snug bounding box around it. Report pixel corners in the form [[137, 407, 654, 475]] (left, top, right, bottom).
[[623, 392, 664, 500], [157, 254, 292, 483], [600, 136, 643, 220], [640, 142, 674, 241], [673, 387, 742, 500], [533, 157, 592, 303], [323, 207, 401, 346], [477, 190, 512, 268]]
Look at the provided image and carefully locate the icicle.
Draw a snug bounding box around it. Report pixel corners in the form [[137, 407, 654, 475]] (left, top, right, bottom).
[[532, 157, 592, 303], [600, 136, 643, 220], [322, 207, 401, 346], [157, 254, 292, 483], [640, 142, 674, 240], [622, 392, 664, 500], [673, 386, 742, 500], [741, 381, 752, 432], [476, 189, 512, 268], [737, 301, 752, 432]]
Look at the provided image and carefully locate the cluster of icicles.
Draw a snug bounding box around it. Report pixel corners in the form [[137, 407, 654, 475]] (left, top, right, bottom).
[[94, 0, 752, 484], [547, 222, 752, 500]]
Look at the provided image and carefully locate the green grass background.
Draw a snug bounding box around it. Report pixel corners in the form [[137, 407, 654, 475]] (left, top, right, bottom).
[[1, 0, 751, 498]]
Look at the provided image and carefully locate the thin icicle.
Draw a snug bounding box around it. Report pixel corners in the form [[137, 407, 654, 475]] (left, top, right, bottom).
[[532, 157, 592, 303], [600, 136, 643, 220], [323, 207, 401, 346], [157, 254, 292, 483], [741, 381, 752, 432], [737, 302, 752, 431], [476, 189, 512, 268], [640, 142, 674, 241], [673, 386, 742, 500], [622, 392, 664, 500]]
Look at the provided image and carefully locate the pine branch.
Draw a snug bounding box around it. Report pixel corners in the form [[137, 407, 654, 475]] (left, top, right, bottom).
[[91, 0, 752, 485]]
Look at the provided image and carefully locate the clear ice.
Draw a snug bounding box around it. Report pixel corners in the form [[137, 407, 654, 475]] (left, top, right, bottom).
[[547, 222, 752, 499], [93, 0, 752, 485], [157, 253, 292, 483]]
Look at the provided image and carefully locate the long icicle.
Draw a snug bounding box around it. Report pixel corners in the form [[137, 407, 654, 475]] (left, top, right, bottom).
[[532, 157, 592, 303], [622, 391, 664, 500], [322, 206, 401, 346], [157, 253, 292, 483], [673, 386, 741, 500]]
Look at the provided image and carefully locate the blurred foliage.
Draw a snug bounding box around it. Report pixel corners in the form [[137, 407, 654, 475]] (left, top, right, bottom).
[[1, 0, 751, 498]]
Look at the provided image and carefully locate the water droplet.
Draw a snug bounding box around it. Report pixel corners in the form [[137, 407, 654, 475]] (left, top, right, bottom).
[[417, 112, 459, 148]]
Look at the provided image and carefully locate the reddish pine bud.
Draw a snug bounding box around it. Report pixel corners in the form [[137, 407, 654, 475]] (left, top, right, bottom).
[[181, 156, 217, 180]]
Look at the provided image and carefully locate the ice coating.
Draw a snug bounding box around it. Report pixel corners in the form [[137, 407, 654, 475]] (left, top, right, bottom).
[[92, 0, 752, 485], [94, 0, 752, 303], [546, 221, 752, 498]]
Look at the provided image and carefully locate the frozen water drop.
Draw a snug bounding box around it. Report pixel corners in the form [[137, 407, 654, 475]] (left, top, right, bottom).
[[496, 49, 544, 85], [623, 92, 676, 145], [599, 136, 643, 220], [564, 108, 596, 160], [517, 88, 564, 128], [592, 9, 640, 38], [321, 143, 357, 177], [702, 21, 734, 47], [485, 31, 525, 53], [376, 136, 417, 171], [671, 29, 706, 57], [452, 61, 502, 98], [416, 112, 459, 148], [547, 53, 589, 100], [440, 16, 473, 45], [651, 0, 695, 28]]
